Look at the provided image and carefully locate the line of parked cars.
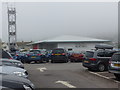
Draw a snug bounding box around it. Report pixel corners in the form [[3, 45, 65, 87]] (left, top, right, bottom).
[[1, 49, 35, 90], [82, 44, 120, 80], [11, 48, 84, 64]]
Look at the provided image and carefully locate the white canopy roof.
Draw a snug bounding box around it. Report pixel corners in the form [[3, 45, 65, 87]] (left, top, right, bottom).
[[27, 35, 110, 45]]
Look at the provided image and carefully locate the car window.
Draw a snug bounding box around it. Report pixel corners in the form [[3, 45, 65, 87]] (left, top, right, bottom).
[[85, 51, 94, 58], [2, 51, 11, 59], [52, 49, 65, 54], [111, 54, 120, 61], [97, 52, 105, 57], [104, 51, 115, 57]]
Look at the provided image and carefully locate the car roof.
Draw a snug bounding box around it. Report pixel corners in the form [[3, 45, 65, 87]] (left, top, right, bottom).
[[95, 44, 113, 49], [0, 59, 21, 63]]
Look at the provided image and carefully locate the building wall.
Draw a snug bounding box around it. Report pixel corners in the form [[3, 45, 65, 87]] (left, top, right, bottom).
[[39, 43, 57, 50], [57, 42, 103, 52]]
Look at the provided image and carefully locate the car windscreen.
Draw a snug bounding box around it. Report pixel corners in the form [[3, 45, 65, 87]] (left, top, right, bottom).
[[85, 51, 94, 58], [52, 49, 64, 54], [2, 51, 11, 59], [29, 50, 41, 54], [111, 54, 120, 61]]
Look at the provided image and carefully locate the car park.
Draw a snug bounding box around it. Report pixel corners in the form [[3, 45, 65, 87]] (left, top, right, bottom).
[[109, 52, 120, 80], [1, 73, 35, 90], [0, 65, 28, 78], [0, 58, 24, 68], [69, 52, 84, 62], [51, 48, 68, 63], [83, 44, 116, 72]]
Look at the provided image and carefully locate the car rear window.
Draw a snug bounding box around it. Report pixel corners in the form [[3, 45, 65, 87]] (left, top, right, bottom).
[[52, 49, 65, 54], [111, 54, 120, 61], [85, 51, 94, 58]]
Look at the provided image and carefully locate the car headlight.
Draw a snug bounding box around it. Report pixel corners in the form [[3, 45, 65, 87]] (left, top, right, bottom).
[[23, 85, 32, 90], [13, 72, 26, 77], [13, 62, 23, 66]]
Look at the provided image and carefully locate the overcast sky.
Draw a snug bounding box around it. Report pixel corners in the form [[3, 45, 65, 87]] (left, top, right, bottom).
[[2, 2, 118, 42]]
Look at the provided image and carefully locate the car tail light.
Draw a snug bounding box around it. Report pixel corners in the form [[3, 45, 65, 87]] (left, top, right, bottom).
[[37, 54, 42, 56], [27, 54, 30, 56], [52, 53, 55, 55], [89, 58, 97, 61], [16, 54, 19, 56], [9, 58, 13, 59], [62, 53, 66, 55]]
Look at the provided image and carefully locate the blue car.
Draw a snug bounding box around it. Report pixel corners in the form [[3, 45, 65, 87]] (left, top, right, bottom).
[[25, 50, 44, 63]]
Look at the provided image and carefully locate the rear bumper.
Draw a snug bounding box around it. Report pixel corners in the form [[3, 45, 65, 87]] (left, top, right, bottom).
[[109, 67, 120, 74], [51, 56, 68, 62], [83, 63, 98, 70], [27, 57, 42, 61], [70, 57, 83, 61], [109, 70, 120, 74]]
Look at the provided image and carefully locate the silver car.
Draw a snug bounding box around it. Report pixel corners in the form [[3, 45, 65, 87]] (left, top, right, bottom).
[[0, 59, 24, 68], [0, 65, 28, 78]]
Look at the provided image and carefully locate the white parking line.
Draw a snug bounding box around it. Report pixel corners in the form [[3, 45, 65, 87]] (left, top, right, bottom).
[[89, 71, 120, 84], [55, 80, 76, 88], [89, 71, 110, 79], [37, 67, 47, 72]]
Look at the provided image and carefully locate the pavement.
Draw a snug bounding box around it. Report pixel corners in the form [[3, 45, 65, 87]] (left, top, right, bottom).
[[24, 62, 120, 89]]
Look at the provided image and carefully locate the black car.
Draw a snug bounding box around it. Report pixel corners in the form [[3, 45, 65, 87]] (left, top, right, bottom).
[[83, 49, 116, 72], [1, 73, 35, 90], [51, 48, 68, 63], [109, 52, 120, 80]]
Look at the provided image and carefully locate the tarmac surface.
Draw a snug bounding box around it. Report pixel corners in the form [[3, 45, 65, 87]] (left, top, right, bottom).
[[24, 62, 120, 88]]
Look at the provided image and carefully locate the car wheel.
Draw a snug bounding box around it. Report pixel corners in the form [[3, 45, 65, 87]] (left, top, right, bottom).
[[70, 59, 74, 62], [27, 61, 31, 64], [66, 59, 69, 63], [98, 64, 105, 72], [51, 60, 54, 63], [46, 60, 49, 63], [39, 59, 43, 63], [114, 74, 120, 80]]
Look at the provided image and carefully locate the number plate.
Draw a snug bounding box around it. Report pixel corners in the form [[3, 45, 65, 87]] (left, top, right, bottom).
[[55, 54, 61, 55], [114, 64, 120, 67], [84, 60, 89, 63], [31, 56, 36, 58]]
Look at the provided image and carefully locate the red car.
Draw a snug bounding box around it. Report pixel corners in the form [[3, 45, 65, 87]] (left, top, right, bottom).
[[69, 53, 84, 62]]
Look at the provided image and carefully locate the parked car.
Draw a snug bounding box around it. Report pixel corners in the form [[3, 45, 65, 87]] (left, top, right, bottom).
[[0, 65, 28, 78], [51, 48, 68, 63], [0, 59, 24, 68], [44, 50, 52, 62], [13, 51, 28, 63], [109, 52, 120, 80], [83, 49, 116, 72], [69, 52, 84, 62], [25, 49, 44, 63], [1, 73, 35, 90], [1, 49, 13, 59]]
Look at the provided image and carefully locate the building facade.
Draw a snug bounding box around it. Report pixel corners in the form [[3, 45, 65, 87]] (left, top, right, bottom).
[[27, 35, 111, 52]]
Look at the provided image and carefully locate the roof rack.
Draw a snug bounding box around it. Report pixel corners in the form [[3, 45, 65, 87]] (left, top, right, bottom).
[[95, 44, 113, 50]]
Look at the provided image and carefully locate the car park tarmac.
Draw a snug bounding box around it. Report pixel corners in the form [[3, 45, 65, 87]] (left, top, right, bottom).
[[24, 62, 120, 88]]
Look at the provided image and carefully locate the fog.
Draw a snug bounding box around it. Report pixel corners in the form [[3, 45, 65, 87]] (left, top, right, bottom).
[[2, 2, 118, 42]]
